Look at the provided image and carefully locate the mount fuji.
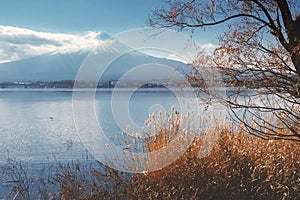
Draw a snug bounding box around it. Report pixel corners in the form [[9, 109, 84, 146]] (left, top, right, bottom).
[[0, 32, 187, 82]]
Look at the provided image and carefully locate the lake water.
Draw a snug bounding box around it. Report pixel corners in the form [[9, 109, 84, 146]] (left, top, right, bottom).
[[0, 87, 234, 167], [0, 88, 209, 165], [0, 88, 230, 197]]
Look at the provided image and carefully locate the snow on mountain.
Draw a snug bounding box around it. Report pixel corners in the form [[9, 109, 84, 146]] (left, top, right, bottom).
[[84, 31, 111, 41], [0, 32, 186, 82]]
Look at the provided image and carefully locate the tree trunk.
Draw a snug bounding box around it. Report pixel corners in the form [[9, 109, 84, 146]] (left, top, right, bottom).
[[291, 15, 300, 77], [292, 52, 300, 77]]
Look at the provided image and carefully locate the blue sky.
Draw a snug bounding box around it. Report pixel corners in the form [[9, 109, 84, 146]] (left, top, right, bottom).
[[0, 1, 218, 63], [0, 0, 165, 34], [0, 0, 218, 39]]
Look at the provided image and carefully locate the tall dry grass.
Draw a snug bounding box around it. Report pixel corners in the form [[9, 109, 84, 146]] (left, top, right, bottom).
[[135, 128, 299, 199], [51, 109, 299, 199]]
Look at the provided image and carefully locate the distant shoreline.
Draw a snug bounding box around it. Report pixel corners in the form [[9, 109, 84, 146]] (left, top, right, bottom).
[[0, 80, 196, 89]]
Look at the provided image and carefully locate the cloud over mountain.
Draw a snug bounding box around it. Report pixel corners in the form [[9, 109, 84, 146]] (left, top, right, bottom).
[[0, 25, 217, 64], [0, 25, 219, 82], [0, 25, 107, 63], [0, 27, 187, 82]]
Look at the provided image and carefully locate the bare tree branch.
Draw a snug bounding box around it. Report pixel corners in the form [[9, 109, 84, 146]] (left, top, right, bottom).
[[150, 0, 300, 142]]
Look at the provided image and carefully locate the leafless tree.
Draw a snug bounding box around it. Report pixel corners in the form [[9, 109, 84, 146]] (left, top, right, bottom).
[[149, 0, 300, 142]]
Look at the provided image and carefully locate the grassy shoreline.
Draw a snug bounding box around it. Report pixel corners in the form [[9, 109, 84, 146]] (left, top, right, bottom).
[[1, 111, 299, 199]]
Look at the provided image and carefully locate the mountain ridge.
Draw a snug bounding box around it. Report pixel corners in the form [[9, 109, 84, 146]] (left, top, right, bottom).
[[0, 32, 187, 82]]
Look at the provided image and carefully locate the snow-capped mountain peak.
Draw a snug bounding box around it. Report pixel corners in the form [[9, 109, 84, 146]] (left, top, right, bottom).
[[0, 26, 186, 82], [84, 31, 111, 41]]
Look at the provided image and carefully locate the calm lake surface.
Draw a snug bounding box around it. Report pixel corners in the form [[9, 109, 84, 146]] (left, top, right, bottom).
[[0, 88, 197, 165], [0, 88, 229, 197], [0, 88, 229, 167]]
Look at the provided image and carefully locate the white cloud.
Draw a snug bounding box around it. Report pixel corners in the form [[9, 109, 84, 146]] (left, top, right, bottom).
[[0, 25, 106, 63], [0, 25, 218, 64], [139, 43, 216, 64]]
